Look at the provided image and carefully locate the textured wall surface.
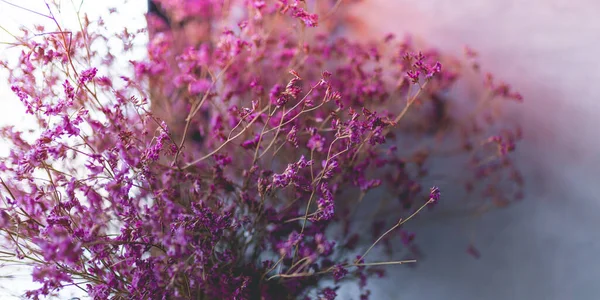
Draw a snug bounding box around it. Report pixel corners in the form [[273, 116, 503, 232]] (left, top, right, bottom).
[[346, 1, 600, 299]]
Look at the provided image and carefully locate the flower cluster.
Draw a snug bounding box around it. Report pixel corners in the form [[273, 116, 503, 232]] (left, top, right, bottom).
[[0, 0, 523, 299]]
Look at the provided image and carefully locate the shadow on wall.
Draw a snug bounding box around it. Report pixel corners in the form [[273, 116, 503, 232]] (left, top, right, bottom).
[[344, 0, 600, 299]]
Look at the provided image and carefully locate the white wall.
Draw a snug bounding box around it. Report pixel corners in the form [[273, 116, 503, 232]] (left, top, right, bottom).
[[0, 1, 147, 298], [347, 1, 600, 299]]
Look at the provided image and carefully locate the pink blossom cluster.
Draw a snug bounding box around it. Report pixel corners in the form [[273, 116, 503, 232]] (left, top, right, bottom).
[[0, 0, 523, 299]]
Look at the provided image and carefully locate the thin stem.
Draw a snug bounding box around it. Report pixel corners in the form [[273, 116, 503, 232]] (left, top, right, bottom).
[[360, 198, 434, 261], [173, 60, 234, 166], [0, 0, 52, 19], [261, 255, 285, 281], [183, 106, 269, 169], [353, 260, 416, 267]]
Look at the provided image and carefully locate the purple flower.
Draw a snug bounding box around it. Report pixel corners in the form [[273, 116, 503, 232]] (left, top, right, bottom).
[[79, 67, 97, 84], [0, 210, 11, 228], [145, 121, 170, 161], [287, 2, 319, 27], [62, 80, 75, 99], [429, 186, 441, 203], [321, 159, 339, 179], [315, 233, 335, 256], [278, 231, 304, 257], [287, 125, 299, 148], [307, 133, 325, 152], [426, 61, 442, 78], [312, 183, 335, 221], [0, 1, 523, 298], [332, 264, 348, 282], [34, 228, 82, 266], [241, 134, 261, 150], [188, 78, 212, 95], [272, 155, 312, 188], [321, 287, 337, 300], [407, 70, 420, 83], [32, 265, 72, 283]]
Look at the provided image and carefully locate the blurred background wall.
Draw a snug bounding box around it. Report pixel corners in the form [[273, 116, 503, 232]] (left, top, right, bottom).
[[346, 1, 600, 299]]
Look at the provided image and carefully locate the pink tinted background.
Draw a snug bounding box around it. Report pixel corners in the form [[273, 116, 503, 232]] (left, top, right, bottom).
[[344, 0, 600, 299]]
